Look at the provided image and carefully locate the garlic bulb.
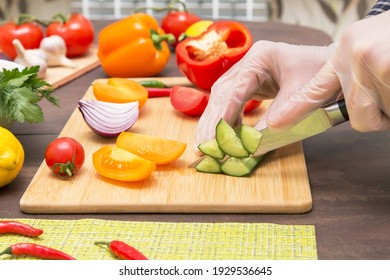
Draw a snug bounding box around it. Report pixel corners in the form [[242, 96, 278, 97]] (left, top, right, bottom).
[[39, 35, 76, 68], [12, 39, 47, 78]]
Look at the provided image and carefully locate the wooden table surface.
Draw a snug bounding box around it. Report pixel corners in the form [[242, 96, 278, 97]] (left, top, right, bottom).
[[1, 20, 389, 260]]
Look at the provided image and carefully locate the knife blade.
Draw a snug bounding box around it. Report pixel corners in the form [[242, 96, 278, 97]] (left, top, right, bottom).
[[252, 99, 349, 157]]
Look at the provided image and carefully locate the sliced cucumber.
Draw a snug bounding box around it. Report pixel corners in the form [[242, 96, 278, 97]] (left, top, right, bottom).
[[195, 156, 222, 174], [215, 119, 249, 158], [198, 139, 225, 159], [220, 155, 264, 177], [240, 124, 263, 154]]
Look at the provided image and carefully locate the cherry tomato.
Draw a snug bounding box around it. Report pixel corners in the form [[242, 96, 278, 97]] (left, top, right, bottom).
[[244, 100, 262, 113], [0, 19, 43, 59], [170, 86, 209, 117], [46, 13, 94, 57], [45, 137, 85, 179], [161, 11, 200, 47]]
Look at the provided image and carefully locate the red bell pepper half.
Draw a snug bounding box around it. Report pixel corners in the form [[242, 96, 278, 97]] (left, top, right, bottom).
[[170, 86, 261, 117], [176, 21, 252, 90]]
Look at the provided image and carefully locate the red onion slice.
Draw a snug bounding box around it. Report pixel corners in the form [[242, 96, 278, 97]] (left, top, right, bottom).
[[78, 99, 139, 137]]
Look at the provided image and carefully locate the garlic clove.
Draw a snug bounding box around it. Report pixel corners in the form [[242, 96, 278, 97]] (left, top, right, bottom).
[[12, 39, 47, 78], [40, 35, 76, 68]]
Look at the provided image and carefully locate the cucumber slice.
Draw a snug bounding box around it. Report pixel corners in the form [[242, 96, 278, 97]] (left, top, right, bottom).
[[220, 155, 264, 177], [195, 156, 222, 174], [240, 124, 263, 154], [216, 119, 249, 158], [198, 139, 225, 159]]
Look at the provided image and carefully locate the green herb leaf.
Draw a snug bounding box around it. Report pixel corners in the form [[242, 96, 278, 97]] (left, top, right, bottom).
[[0, 66, 59, 123]]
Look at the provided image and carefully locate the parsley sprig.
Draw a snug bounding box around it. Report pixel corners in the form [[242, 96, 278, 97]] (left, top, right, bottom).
[[0, 66, 59, 123]]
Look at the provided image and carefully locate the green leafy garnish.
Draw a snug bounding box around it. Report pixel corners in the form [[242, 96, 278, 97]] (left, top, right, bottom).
[[0, 66, 59, 123]]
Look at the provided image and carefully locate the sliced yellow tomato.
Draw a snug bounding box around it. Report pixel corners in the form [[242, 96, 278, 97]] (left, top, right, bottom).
[[116, 132, 187, 165], [92, 78, 148, 108], [92, 146, 155, 181]]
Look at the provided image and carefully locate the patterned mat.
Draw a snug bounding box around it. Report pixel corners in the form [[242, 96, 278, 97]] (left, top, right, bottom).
[[0, 219, 317, 260]]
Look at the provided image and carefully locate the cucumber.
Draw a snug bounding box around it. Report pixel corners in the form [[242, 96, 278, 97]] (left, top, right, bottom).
[[198, 139, 225, 159], [220, 155, 264, 177], [215, 119, 249, 157], [240, 124, 263, 154], [195, 156, 222, 174]]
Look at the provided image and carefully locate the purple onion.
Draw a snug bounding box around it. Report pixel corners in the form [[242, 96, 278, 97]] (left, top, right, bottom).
[[78, 99, 139, 137]]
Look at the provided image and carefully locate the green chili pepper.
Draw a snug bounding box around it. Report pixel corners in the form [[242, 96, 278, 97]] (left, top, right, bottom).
[[139, 80, 168, 88]]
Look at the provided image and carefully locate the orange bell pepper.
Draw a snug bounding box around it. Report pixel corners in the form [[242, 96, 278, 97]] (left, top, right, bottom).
[[98, 13, 175, 77]]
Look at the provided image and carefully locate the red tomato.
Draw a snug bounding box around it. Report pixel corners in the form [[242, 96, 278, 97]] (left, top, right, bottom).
[[170, 86, 209, 117], [244, 100, 262, 113], [46, 13, 94, 57], [161, 11, 200, 46], [0, 21, 43, 59], [45, 137, 85, 178]]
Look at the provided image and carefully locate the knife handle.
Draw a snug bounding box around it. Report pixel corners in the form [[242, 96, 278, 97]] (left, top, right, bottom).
[[324, 99, 349, 126]]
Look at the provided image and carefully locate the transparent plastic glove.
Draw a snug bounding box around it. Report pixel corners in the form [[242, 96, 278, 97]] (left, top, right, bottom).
[[267, 11, 390, 132], [195, 41, 335, 146]]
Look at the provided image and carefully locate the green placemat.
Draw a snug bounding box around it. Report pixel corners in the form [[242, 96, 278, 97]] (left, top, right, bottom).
[[0, 219, 317, 260]]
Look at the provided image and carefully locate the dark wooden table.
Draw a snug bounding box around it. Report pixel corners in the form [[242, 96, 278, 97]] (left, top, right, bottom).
[[1, 21, 389, 260]]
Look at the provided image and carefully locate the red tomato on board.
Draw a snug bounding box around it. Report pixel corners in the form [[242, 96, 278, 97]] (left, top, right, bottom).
[[45, 137, 85, 178], [46, 14, 94, 57], [0, 21, 43, 59], [243, 99, 262, 113], [170, 86, 209, 117], [170, 86, 262, 117], [161, 11, 200, 46]]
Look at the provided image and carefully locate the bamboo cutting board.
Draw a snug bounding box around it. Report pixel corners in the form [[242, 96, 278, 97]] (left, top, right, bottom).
[[20, 77, 312, 214]]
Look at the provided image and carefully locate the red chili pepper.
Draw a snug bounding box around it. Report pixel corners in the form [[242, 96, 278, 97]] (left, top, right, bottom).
[[146, 87, 172, 97], [95, 240, 148, 260], [176, 21, 253, 90], [0, 243, 76, 260], [0, 221, 43, 237]]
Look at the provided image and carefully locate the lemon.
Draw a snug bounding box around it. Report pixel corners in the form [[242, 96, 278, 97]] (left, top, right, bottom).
[[185, 20, 214, 38], [0, 126, 24, 188]]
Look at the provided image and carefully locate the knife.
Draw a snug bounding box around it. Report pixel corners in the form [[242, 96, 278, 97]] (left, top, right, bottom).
[[252, 99, 349, 157]]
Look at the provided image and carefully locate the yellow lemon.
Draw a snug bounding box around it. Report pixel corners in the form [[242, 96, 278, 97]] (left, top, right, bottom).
[[184, 20, 214, 38], [0, 126, 24, 188]]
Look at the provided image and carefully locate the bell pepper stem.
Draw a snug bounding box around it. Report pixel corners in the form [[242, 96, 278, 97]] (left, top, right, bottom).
[[150, 30, 175, 50]]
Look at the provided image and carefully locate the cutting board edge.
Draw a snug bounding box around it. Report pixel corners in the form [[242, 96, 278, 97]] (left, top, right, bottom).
[[19, 199, 313, 214]]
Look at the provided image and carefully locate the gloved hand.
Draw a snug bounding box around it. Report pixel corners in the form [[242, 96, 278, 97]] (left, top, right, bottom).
[[267, 10, 390, 132], [195, 41, 335, 146]]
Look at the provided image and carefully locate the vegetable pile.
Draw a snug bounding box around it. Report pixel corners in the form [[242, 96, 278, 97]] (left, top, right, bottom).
[[194, 119, 265, 177], [0, 13, 94, 60]]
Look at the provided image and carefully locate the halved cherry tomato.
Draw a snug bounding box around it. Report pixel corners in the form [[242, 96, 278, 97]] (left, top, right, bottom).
[[92, 78, 148, 108], [92, 146, 156, 182], [244, 99, 262, 113], [45, 137, 85, 179], [170, 86, 209, 117], [116, 132, 187, 165], [170, 85, 261, 117]]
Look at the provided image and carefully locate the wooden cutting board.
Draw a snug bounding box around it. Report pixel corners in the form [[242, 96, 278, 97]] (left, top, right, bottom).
[[20, 77, 312, 214], [45, 46, 100, 89]]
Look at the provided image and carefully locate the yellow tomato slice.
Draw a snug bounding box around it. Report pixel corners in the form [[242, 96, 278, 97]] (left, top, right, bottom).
[[116, 132, 187, 165], [92, 146, 155, 181], [92, 78, 148, 108]]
